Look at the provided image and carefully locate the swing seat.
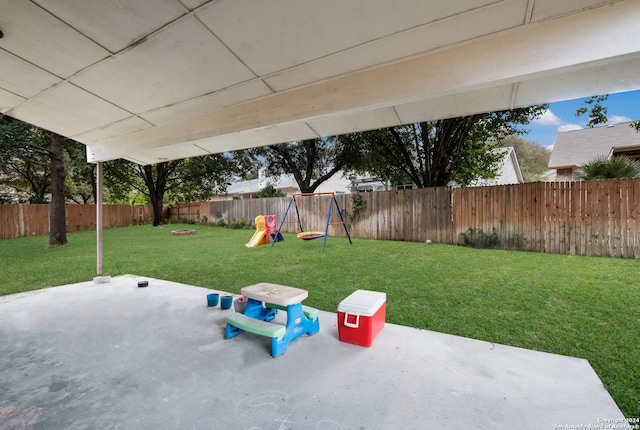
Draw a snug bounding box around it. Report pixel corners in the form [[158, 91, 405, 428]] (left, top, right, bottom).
[[297, 231, 326, 240]]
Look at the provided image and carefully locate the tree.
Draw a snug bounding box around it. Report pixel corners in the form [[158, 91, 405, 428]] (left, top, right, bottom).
[[0, 116, 51, 203], [255, 184, 286, 198], [577, 94, 639, 130], [576, 95, 610, 128], [48, 133, 67, 247], [500, 136, 551, 182], [577, 155, 640, 180], [237, 137, 360, 193], [0, 115, 74, 247], [1, 115, 100, 206], [64, 140, 96, 204], [341, 106, 547, 188], [105, 155, 240, 226]]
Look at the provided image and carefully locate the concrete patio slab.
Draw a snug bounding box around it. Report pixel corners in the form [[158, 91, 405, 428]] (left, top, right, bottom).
[[0, 275, 628, 429]]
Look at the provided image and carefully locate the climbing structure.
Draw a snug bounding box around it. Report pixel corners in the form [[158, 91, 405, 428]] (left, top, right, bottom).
[[245, 215, 283, 248]]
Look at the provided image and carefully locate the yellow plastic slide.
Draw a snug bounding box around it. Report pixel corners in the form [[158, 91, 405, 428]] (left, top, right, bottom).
[[245, 215, 267, 248], [245, 229, 267, 248]]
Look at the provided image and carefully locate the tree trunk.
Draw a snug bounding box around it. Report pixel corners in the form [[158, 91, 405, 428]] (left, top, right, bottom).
[[48, 133, 67, 247], [151, 194, 164, 226], [89, 163, 97, 203], [140, 164, 167, 226]]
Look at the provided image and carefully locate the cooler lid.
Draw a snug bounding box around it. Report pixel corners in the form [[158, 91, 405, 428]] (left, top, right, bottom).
[[337, 290, 386, 316]]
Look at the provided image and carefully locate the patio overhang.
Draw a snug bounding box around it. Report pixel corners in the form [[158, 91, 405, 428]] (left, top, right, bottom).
[[1, 1, 640, 165]]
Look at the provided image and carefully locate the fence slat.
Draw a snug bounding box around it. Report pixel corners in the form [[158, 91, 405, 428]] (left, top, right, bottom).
[[0, 204, 153, 240], [6, 179, 640, 258]]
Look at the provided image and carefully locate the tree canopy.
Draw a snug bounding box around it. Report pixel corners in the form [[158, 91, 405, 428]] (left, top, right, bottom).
[[254, 184, 286, 198], [0, 114, 75, 246], [0, 115, 51, 203], [104, 155, 240, 225], [0, 115, 96, 205], [236, 137, 360, 193], [238, 107, 546, 192], [64, 140, 96, 204], [577, 94, 639, 130], [500, 136, 551, 182], [340, 106, 547, 188]]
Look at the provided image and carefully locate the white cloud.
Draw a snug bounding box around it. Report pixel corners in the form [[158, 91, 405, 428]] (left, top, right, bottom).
[[607, 115, 632, 124], [558, 123, 583, 132], [534, 109, 562, 126]]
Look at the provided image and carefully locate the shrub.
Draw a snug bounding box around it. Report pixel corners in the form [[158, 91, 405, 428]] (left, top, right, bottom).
[[351, 193, 367, 215], [457, 228, 524, 250], [578, 155, 640, 180], [458, 228, 499, 249], [228, 217, 251, 229], [255, 184, 286, 198]]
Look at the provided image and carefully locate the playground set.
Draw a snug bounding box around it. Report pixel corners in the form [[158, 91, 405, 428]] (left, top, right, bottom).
[[245, 192, 352, 252], [245, 215, 283, 248]]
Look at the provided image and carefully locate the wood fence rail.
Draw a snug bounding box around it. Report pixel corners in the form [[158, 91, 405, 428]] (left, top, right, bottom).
[[451, 180, 640, 257], [0, 204, 154, 240], [167, 188, 453, 244], [170, 179, 640, 258], [4, 179, 640, 258]]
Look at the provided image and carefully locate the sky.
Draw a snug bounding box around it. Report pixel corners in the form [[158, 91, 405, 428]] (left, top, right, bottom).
[[519, 89, 639, 149]]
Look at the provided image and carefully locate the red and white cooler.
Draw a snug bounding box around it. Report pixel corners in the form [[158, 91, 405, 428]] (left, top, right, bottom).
[[337, 290, 386, 347]]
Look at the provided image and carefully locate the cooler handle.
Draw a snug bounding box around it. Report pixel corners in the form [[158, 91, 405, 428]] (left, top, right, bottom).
[[343, 312, 360, 328]]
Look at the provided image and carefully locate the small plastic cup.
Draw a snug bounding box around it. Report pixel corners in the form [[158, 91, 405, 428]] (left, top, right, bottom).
[[234, 298, 247, 313], [220, 295, 233, 310], [207, 293, 219, 307]]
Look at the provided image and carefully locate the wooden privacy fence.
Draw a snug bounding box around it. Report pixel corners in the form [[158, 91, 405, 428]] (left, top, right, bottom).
[[5, 180, 639, 257], [0, 204, 154, 240], [169, 189, 452, 244], [453, 180, 640, 258], [171, 179, 640, 258]]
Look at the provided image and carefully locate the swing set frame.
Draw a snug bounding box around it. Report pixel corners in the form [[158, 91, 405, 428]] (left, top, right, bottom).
[[272, 192, 352, 252]]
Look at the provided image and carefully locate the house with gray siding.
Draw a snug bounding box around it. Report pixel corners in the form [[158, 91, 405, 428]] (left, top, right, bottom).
[[548, 122, 640, 181]]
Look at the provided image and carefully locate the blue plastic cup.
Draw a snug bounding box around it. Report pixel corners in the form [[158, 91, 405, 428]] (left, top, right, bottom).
[[220, 295, 233, 310], [207, 293, 219, 307]]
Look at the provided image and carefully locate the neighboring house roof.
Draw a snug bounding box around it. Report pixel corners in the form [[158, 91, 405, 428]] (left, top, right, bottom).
[[548, 122, 640, 169], [225, 170, 353, 197], [225, 178, 260, 195], [226, 176, 299, 195], [479, 146, 523, 186], [456, 146, 523, 187], [349, 177, 389, 192]]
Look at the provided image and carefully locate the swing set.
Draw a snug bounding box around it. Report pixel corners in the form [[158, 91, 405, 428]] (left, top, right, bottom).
[[272, 192, 352, 252]]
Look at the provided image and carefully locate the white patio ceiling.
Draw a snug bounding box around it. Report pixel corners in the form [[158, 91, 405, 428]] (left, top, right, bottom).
[[1, 0, 640, 165]]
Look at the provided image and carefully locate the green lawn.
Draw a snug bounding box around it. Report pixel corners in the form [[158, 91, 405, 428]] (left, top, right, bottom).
[[1, 224, 639, 418]]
